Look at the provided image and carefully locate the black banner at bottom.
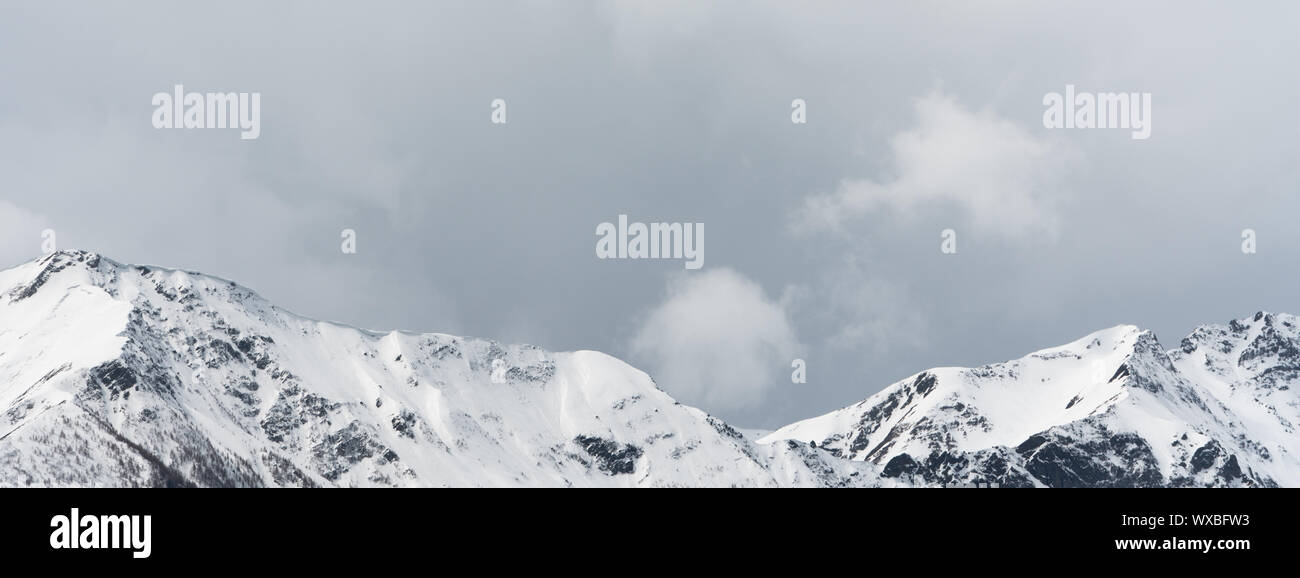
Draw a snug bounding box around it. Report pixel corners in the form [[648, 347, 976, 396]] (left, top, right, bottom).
[[3, 488, 1287, 568]]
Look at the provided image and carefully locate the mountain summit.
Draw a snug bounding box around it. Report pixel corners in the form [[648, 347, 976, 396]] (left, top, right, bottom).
[[762, 315, 1300, 487], [0, 251, 861, 487], [1, 251, 1296, 487]]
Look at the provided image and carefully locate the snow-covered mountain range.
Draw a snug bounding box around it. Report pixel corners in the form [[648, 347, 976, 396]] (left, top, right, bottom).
[[1, 251, 1296, 487]]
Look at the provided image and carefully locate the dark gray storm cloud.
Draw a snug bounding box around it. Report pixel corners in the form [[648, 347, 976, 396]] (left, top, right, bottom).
[[2, 1, 1298, 427]]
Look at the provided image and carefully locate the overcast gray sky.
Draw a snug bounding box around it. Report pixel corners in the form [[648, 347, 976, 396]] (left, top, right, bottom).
[[2, 1, 1298, 428]]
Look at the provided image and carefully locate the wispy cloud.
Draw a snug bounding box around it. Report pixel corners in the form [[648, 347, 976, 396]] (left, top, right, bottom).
[[792, 91, 1077, 240]]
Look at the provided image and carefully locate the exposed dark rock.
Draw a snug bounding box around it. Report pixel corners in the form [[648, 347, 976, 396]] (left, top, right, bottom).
[[574, 435, 643, 475], [881, 453, 919, 478]]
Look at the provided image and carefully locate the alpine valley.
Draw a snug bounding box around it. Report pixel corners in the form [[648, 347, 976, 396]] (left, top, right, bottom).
[[1, 251, 1296, 487]]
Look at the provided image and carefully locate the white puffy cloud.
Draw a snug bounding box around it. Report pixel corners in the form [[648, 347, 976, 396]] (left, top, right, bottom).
[[793, 91, 1076, 239], [630, 268, 799, 412]]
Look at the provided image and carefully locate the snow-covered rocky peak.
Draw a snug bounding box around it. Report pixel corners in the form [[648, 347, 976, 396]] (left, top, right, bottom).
[[762, 318, 1299, 487], [0, 251, 872, 487], [761, 325, 1145, 459]]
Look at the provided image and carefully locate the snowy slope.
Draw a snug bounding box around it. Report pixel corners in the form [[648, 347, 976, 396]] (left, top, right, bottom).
[[760, 317, 1300, 487], [0, 251, 874, 487]]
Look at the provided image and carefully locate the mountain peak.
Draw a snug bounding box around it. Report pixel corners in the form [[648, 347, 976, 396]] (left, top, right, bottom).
[[29, 249, 115, 274], [0, 251, 873, 488], [2, 250, 105, 304], [43, 248, 104, 262], [763, 317, 1298, 487]]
